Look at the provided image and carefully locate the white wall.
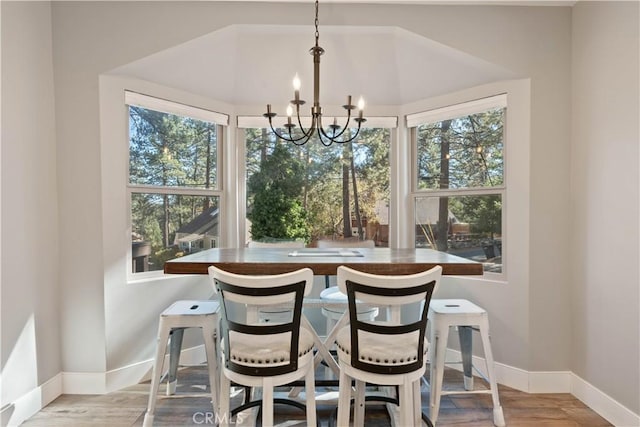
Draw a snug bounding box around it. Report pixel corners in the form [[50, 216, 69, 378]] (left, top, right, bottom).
[[0, 0, 61, 421], [571, 1, 640, 415]]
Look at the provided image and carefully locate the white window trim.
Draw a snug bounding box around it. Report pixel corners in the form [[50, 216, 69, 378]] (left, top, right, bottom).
[[126, 91, 229, 126], [126, 94, 225, 280], [406, 94, 506, 128], [408, 94, 507, 278]]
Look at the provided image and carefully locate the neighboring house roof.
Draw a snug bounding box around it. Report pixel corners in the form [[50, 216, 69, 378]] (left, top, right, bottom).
[[174, 206, 219, 243]]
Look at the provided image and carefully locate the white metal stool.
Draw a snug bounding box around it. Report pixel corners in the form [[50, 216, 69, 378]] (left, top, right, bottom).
[[143, 300, 219, 427], [320, 286, 379, 333], [427, 299, 505, 426]]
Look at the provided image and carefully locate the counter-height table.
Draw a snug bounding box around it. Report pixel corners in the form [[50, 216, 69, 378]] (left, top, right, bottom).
[[164, 247, 484, 276]]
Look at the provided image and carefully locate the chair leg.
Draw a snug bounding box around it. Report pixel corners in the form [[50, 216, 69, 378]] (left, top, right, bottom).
[[219, 373, 231, 427], [305, 364, 317, 427], [337, 369, 352, 427], [399, 378, 413, 427], [430, 326, 447, 425], [479, 319, 505, 427], [354, 379, 366, 427], [413, 379, 422, 426], [262, 377, 274, 427], [167, 327, 185, 396], [458, 325, 474, 391], [202, 323, 219, 415], [143, 323, 171, 427]]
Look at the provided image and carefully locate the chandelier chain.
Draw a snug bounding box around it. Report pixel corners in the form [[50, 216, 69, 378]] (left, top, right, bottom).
[[314, 0, 320, 46]]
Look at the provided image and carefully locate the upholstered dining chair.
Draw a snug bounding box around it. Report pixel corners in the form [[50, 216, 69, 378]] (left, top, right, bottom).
[[335, 265, 441, 427], [208, 266, 317, 427]]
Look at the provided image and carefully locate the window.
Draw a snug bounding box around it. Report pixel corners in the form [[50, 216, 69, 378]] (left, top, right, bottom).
[[241, 123, 393, 247], [126, 92, 226, 274], [408, 95, 505, 273]]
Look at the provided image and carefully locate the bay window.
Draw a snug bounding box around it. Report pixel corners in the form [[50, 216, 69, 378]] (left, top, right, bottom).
[[126, 92, 226, 275], [408, 95, 506, 273]]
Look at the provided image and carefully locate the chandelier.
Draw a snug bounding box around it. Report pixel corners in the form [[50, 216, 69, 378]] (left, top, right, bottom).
[[263, 0, 366, 146]]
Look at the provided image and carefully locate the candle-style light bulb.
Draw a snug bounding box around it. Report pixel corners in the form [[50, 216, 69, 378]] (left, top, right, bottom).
[[286, 104, 293, 117], [357, 97, 365, 119], [293, 74, 301, 103], [293, 74, 301, 91]]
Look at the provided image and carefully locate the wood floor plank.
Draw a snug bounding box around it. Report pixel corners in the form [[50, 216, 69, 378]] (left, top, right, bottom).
[[21, 366, 613, 426]]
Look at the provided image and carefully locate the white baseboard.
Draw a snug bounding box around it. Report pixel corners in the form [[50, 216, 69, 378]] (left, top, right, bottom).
[[62, 344, 207, 395], [441, 349, 638, 426], [0, 373, 61, 427], [571, 374, 640, 427]]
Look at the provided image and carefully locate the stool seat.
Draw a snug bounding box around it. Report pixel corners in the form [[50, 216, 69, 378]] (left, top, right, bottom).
[[320, 286, 379, 319], [427, 299, 505, 426], [143, 300, 219, 427], [162, 300, 219, 316]]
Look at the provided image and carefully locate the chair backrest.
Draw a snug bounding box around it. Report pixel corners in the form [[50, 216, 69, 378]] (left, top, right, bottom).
[[317, 239, 375, 249], [336, 265, 441, 375], [208, 266, 314, 376], [247, 240, 305, 248]]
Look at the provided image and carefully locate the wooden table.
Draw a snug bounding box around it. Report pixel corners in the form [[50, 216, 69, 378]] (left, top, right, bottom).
[[164, 247, 483, 276]]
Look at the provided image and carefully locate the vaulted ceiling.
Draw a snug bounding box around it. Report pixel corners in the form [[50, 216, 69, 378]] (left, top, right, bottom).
[[111, 24, 517, 108]]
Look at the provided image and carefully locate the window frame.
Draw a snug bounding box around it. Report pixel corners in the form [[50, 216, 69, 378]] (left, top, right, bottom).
[[408, 94, 507, 278], [236, 116, 398, 247], [125, 92, 227, 279]]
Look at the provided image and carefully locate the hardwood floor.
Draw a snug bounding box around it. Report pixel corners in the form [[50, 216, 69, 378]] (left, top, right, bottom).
[[23, 366, 612, 426]]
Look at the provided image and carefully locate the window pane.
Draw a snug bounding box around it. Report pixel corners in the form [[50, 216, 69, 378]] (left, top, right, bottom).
[[131, 193, 220, 273], [415, 195, 502, 273], [129, 106, 218, 189], [245, 129, 390, 247], [416, 107, 504, 190]]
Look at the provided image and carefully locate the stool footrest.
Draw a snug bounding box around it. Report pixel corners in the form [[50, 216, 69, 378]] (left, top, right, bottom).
[[440, 389, 492, 396]]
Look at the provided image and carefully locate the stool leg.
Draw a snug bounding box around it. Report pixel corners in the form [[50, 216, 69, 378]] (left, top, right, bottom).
[[167, 327, 185, 396], [430, 323, 447, 425], [479, 317, 505, 427], [325, 316, 336, 380], [202, 323, 219, 415], [143, 322, 171, 427], [458, 325, 474, 391]]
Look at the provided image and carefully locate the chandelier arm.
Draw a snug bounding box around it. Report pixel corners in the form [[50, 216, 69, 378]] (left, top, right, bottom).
[[265, 117, 312, 144], [319, 117, 363, 144], [267, 122, 297, 143], [316, 107, 354, 141], [267, 113, 316, 144], [294, 107, 314, 138], [323, 111, 353, 140]]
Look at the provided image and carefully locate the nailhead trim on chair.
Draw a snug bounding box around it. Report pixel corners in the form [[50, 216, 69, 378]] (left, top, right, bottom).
[[336, 341, 425, 366], [230, 346, 313, 366]]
